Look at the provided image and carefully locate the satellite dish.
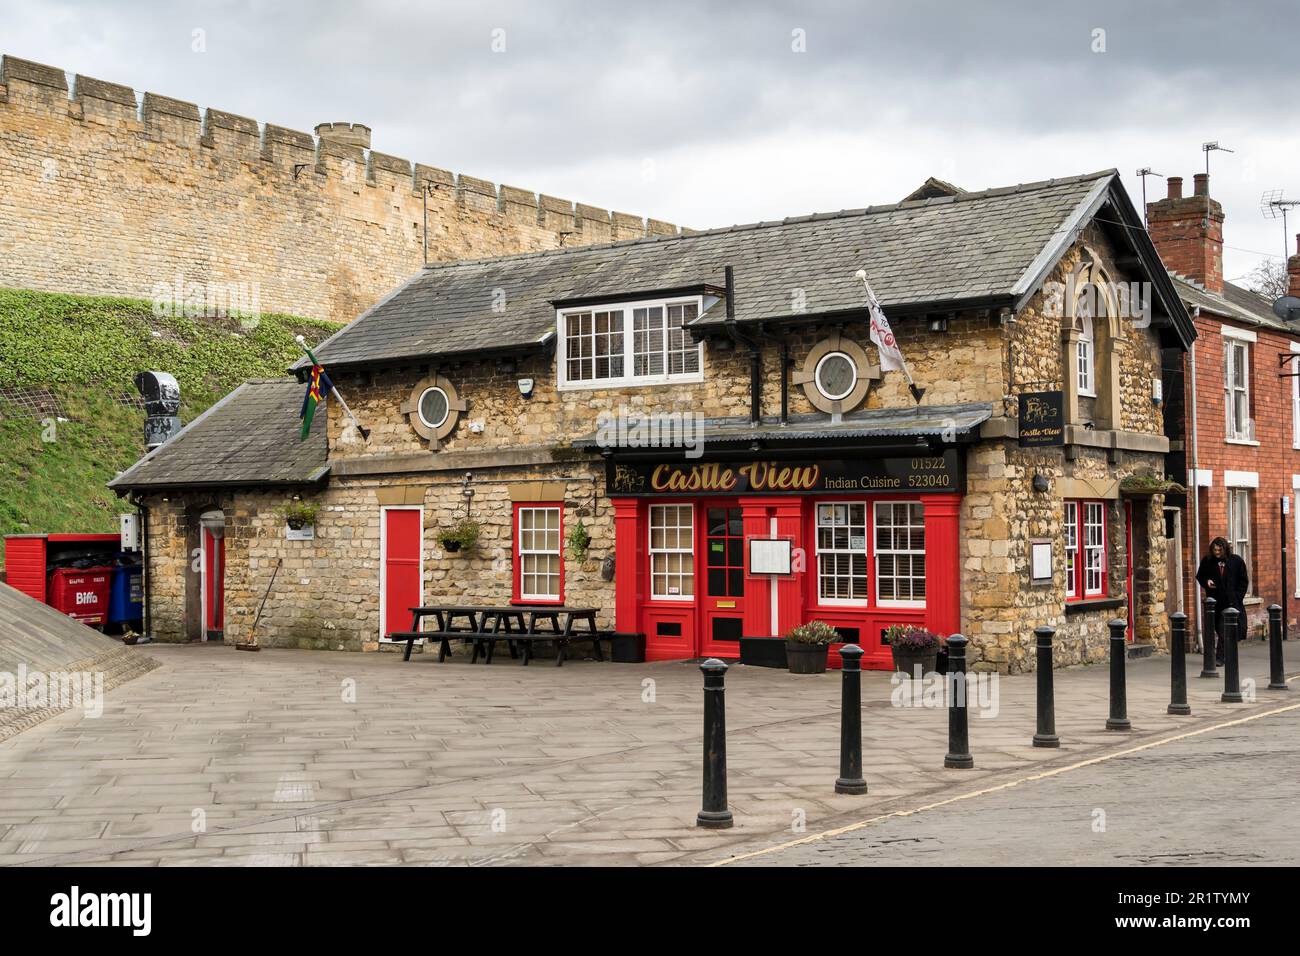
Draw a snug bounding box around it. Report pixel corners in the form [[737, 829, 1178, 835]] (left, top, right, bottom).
[[1273, 295, 1300, 322]]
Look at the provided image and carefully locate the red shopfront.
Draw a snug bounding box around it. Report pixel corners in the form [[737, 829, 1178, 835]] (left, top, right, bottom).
[[609, 453, 963, 670]]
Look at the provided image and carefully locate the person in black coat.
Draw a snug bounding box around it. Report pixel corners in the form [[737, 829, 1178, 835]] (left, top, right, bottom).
[[1195, 536, 1250, 664]]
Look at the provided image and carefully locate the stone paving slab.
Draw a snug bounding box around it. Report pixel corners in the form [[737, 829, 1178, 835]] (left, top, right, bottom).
[[0, 639, 1292, 866]]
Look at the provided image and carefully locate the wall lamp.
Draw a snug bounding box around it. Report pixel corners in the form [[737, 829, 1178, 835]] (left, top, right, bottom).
[[927, 314, 950, 333], [1032, 473, 1050, 493]]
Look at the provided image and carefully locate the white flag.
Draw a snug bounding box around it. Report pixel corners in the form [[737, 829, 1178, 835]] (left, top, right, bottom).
[[858, 273, 905, 372]]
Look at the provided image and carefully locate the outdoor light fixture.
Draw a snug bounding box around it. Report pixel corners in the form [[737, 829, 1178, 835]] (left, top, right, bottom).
[[1032, 473, 1050, 492], [927, 314, 949, 333], [517, 377, 534, 399]]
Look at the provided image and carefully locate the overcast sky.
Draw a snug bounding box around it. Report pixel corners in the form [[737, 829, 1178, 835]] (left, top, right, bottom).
[[4, 0, 1298, 284]]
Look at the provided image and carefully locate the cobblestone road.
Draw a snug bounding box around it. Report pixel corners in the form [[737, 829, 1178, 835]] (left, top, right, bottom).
[[729, 706, 1300, 866]]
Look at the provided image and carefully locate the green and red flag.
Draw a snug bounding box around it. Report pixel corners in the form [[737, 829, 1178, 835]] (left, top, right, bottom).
[[295, 336, 370, 442], [299, 361, 334, 440]]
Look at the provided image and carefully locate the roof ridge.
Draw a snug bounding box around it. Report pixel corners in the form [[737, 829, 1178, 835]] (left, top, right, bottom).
[[416, 169, 1120, 274]]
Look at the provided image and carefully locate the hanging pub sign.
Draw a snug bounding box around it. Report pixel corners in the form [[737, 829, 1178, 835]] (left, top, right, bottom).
[[1018, 390, 1065, 447], [606, 449, 963, 496]]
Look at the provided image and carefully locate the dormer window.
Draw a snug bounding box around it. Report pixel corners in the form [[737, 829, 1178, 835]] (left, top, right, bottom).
[[558, 297, 704, 389]]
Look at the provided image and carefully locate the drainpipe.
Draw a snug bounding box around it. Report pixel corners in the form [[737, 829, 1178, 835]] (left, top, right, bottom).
[[133, 494, 152, 641], [1189, 306, 1202, 649], [723, 265, 762, 425]]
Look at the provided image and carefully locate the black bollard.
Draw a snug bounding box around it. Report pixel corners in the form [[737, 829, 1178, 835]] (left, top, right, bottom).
[[1033, 626, 1059, 748], [1199, 595, 1219, 679], [696, 658, 733, 828], [943, 634, 974, 769], [1106, 619, 1131, 731], [835, 644, 868, 794], [1168, 612, 1191, 716], [1268, 604, 1289, 692], [1221, 608, 1243, 704]]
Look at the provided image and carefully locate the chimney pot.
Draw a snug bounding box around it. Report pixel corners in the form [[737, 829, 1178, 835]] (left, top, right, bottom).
[[1167, 176, 1183, 200], [1193, 173, 1210, 197]]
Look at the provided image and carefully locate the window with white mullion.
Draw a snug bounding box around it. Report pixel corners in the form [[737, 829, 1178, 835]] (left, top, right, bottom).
[[560, 298, 702, 387], [649, 504, 694, 599], [1083, 502, 1105, 595], [1224, 339, 1250, 439], [1228, 489, 1253, 594], [1064, 501, 1078, 598], [816, 502, 868, 604], [518, 506, 562, 601], [1076, 315, 1095, 397], [874, 502, 926, 605]]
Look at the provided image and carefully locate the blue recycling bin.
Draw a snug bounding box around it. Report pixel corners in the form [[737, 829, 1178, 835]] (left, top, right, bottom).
[[107, 562, 143, 625]]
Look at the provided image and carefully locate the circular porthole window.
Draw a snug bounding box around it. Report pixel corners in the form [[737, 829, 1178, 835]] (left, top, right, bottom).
[[417, 386, 450, 429], [814, 351, 857, 402]]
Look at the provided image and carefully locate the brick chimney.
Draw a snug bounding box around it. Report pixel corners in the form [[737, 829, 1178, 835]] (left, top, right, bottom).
[[314, 122, 371, 150], [1146, 173, 1225, 293], [1289, 233, 1300, 299]]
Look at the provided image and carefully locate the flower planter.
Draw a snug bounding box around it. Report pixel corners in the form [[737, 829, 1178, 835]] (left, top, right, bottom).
[[786, 640, 830, 675], [892, 646, 939, 677], [610, 632, 646, 663], [739, 636, 788, 669], [441, 539, 461, 553]]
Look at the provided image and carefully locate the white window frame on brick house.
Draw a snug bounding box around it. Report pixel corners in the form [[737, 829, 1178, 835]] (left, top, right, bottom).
[[648, 503, 695, 600], [1076, 315, 1096, 398], [556, 296, 705, 390], [1291, 342, 1300, 449], [1222, 327, 1256, 443], [815, 501, 869, 605], [1226, 486, 1254, 596]]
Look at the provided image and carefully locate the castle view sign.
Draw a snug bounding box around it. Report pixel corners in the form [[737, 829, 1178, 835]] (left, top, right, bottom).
[[606, 450, 962, 496]]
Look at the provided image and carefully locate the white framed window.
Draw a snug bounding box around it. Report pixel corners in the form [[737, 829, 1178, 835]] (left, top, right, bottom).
[[1227, 488, 1253, 595], [1291, 344, 1300, 449], [816, 502, 868, 604], [649, 504, 694, 599], [517, 506, 562, 601], [1064, 500, 1078, 599], [558, 297, 703, 389], [814, 351, 858, 402], [1076, 315, 1095, 397], [1224, 338, 1252, 441], [417, 386, 450, 429], [874, 501, 925, 605], [1083, 501, 1106, 596]]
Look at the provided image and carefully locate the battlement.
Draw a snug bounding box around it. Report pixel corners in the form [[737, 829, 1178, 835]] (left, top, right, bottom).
[[0, 53, 681, 241]]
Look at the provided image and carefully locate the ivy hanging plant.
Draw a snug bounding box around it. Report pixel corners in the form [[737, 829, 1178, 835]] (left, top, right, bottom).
[[274, 500, 320, 530], [567, 519, 591, 562], [439, 517, 480, 554]]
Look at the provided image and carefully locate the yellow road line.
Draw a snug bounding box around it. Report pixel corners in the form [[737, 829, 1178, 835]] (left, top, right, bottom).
[[711, 697, 1300, 866]]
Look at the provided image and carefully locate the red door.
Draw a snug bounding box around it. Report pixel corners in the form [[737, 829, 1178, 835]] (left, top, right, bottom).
[[382, 508, 423, 639], [699, 503, 745, 658], [202, 527, 224, 638]]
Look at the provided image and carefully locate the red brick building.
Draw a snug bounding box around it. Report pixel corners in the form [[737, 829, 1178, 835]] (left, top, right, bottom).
[[1151, 173, 1300, 642]]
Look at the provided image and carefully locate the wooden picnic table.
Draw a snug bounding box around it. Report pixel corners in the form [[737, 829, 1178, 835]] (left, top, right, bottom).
[[391, 604, 605, 666]]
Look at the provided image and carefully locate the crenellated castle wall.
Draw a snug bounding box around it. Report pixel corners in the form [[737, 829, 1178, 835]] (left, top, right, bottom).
[[0, 54, 684, 323]]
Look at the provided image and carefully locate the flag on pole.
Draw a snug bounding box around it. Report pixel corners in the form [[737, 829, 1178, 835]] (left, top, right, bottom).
[[295, 335, 370, 442], [855, 269, 925, 403], [299, 362, 334, 440]]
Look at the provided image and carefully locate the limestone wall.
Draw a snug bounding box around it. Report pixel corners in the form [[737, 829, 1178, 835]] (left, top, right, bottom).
[[0, 54, 679, 324]]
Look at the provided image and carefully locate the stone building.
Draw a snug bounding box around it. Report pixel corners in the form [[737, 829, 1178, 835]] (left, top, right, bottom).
[[1148, 172, 1300, 641], [109, 169, 1194, 673]]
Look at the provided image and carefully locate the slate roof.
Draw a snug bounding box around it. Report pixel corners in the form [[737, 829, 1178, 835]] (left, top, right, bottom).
[[571, 402, 993, 448], [1171, 274, 1289, 332], [303, 170, 1182, 371], [108, 379, 330, 492]]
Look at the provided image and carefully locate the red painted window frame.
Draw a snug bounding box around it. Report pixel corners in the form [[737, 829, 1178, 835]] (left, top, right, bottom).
[[1064, 498, 1108, 601], [803, 492, 930, 614], [511, 502, 565, 605]]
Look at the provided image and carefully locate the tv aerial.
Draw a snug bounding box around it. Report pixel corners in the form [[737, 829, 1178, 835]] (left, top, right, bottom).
[[1262, 188, 1300, 262]]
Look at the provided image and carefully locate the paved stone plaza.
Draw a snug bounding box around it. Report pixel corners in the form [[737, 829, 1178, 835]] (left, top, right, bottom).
[[0, 641, 1293, 866]]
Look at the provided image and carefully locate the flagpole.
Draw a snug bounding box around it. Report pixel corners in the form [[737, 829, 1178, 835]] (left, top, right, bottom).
[[854, 270, 925, 404], [295, 335, 371, 441]]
